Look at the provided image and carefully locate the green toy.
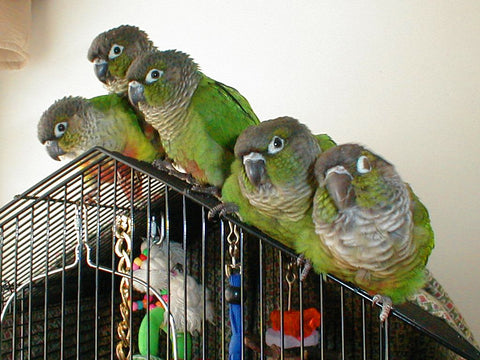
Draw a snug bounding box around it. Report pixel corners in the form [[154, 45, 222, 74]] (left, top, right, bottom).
[[136, 306, 192, 360]]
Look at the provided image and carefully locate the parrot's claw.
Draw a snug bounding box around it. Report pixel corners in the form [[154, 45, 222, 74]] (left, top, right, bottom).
[[152, 159, 197, 184], [189, 184, 221, 198], [208, 202, 239, 220], [152, 159, 221, 197], [297, 255, 313, 281], [152, 158, 174, 171], [372, 294, 393, 322]]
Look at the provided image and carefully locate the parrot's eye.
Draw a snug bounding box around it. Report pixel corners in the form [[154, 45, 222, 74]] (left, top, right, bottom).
[[356, 155, 371, 174], [145, 69, 163, 84], [108, 44, 124, 60], [172, 263, 184, 274], [54, 122, 68, 138], [268, 136, 285, 154]]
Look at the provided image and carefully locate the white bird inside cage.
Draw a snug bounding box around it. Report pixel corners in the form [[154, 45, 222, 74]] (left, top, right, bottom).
[[132, 238, 214, 334]]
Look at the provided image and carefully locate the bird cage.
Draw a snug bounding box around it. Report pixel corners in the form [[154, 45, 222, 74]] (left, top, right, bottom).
[[0, 147, 479, 360]]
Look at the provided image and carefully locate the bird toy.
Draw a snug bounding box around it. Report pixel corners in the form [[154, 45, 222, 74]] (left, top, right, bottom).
[[245, 261, 321, 359], [131, 226, 213, 360], [132, 294, 191, 360]]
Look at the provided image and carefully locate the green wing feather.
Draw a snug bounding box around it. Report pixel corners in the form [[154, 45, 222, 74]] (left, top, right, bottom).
[[89, 94, 138, 125], [408, 184, 435, 265], [315, 133, 337, 151], [191, 76, 260, 151]]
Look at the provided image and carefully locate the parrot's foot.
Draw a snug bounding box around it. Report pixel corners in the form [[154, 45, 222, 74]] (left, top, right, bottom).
[[189, 184, 221, 198], [152, 159, 221, 197], [297, 255, 313, 281], [208, 202, 239, 220], [152, 158, 173, 171], [372, 295, 393, 322], [152, 159, 197, 184]]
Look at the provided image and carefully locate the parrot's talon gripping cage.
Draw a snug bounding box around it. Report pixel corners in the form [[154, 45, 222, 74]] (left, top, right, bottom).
[[0, 147, 479, 360]]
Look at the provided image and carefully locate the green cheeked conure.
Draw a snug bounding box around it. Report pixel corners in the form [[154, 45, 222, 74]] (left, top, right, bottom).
[[298, 144, 435, 321], [213, 116, 336, 249], [37, 94, 164, 198], [126, 49, 260, 194], [87, 25, 163, 156], [88, 25, 156, 95]]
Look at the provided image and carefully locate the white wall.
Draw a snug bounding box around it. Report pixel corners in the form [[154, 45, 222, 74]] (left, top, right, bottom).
[[0, 0, 479, 341]]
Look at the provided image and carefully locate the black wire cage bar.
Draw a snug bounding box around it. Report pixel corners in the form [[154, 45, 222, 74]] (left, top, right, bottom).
[[0, 147, 478, 360]]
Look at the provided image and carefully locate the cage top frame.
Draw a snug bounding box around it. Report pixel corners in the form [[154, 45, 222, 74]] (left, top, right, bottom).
[[0, 146, 479, 360]]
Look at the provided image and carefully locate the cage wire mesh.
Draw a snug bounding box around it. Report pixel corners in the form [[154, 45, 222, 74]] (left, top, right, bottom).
[[0, 147, 479, 360]]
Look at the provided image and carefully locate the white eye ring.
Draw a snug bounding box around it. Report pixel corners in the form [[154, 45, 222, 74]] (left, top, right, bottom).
[[54, 122, 68, 138], [108, 44, 124, 60], [145, 69, 163, 84], [356, 155, 371, 174], [268, 136, 284, 154]]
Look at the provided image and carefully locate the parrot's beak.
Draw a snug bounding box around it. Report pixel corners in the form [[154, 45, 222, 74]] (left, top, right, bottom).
[[243, 152, 267, 187], [128, 81, 146, 106], [325, 166, 354, 209], [44, 140, 66, 161], [93, 58, 108, 83]]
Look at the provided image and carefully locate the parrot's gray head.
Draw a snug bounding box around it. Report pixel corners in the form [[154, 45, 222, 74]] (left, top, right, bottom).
[[38, 96, 90, 161], [126, 49, 200, 110], [235, 116, 320, 189], [314, 144, 394, 209], [87, 25, 155, 92]]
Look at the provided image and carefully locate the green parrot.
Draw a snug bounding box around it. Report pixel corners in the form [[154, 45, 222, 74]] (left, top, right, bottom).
[[126, 49, 260, 193], [298, 143, 435, 321], [87, 25, 163, 158], [211, 116, 336, 248], [87, 25, 155, 95], [37, 94, 162, 161], [37, 94, 164, 198]]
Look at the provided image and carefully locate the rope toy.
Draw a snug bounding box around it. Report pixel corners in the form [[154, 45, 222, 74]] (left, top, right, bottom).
[[132, 294, 191, 360], [245, 260, 321, 357], [131, 294, 167, 312], [132, 239, 213, 359]]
